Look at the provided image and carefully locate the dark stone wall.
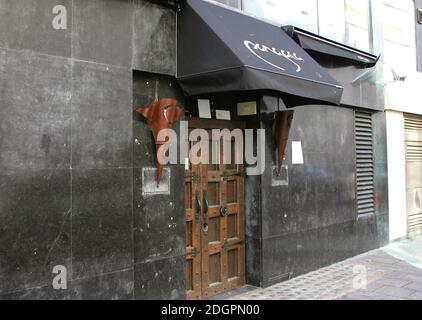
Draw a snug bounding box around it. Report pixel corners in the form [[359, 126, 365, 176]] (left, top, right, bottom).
[[416, 0, 422, 73], [0, 0, 180, 300], [132, 71, 185, 300], [253, 96, 389, 287]]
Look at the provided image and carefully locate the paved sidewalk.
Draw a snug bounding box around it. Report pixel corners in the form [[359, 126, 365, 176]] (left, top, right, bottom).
[[230, 236, 422, 300]]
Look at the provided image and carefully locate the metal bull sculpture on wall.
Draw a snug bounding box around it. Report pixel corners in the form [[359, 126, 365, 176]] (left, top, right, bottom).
[[136, 99, 184, 186], [272, 110, 295, 175]]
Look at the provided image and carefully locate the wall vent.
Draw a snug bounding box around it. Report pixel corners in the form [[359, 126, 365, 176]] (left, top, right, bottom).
[[404, 113, 422, 131], [406, 143, 422, 162], [355, 111, 375, 216]]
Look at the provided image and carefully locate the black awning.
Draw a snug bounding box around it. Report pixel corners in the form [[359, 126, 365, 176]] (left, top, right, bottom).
[[176, 0, 343, 106], [283, 26, 380, 68]]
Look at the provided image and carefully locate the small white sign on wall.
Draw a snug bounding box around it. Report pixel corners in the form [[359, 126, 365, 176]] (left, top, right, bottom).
[[215, 110, 231, 120], [292, 141, 304, 165], [198, 99, 212, 119], [237, 101, 257, 116]]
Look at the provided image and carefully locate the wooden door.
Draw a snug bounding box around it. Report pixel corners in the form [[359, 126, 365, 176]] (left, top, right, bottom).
[[185, 119, 245, 299]]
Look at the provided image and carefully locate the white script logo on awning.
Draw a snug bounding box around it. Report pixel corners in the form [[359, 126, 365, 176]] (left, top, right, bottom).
[[244, 40, 304, 72]]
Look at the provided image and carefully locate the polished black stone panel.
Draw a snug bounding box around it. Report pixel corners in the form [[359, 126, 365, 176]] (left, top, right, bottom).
[[0, 0, 72, 57], [0, 113, 71, 171], [376, 213, 389, 248], [0, 49, 71, 117], [289, 106, 332, 152], [2, 268, 134, 300], [245, 236, 262, 287], [243, 115, 263, 287], [258, 96, 388, 288], [0, 169, 71, 295], [260, 104, 357, 239], [373, 111, 388, 165], [374, 162, 389, 216], [261, 220, 358, 287], [355, 214, 378, 254], [133, 1, 176, 75], [290, 105, 356, 165], [244, 175, 262, 240], [71, 61, 132, 169], [133, 71, 184, 108], [133, 165, 185, 264], [72, 0, 133, 67], [372, 111, 389, 218], [70, 269, 134, 300], [0, 50, 71, 170], [134, 255, 185, 300], [71, 168, 133, 280]]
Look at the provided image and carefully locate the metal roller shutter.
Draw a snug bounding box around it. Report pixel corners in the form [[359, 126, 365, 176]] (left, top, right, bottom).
[[404, 113, 422, 237], [355, 111, 375, 216]]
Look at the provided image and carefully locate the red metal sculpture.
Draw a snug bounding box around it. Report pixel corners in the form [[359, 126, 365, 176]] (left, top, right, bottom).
[[272, 110, 295, 175], [136, 99, 184, 186]]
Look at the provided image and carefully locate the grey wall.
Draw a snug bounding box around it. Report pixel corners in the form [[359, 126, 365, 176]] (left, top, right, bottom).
[[0, 0, 181, 300], [248, 96, 389, 287], [416, 0, 422, 73]]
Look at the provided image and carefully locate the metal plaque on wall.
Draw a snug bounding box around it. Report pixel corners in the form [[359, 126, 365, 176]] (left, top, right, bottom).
[[272, 165, 289, 187], [142, 167, 171, 196]]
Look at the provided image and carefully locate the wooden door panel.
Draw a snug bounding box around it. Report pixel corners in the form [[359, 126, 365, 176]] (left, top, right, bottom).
[[185, 166, 202, 300], [186, 119, 245, 299]]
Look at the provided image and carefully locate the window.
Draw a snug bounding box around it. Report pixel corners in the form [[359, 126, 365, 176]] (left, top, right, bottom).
[[382, 0, 417, 75], [317, 0, 371, 52], [344, 0, 371, 52], [243, 0, 319, 33], [212, 0, 374, 53], [318, 0, 346, 43], [213, 0, 242, 9]]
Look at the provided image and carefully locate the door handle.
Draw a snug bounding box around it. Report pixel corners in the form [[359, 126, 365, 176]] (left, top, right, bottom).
[[194, 190, 201, 221], [202, 190, 209, 233], [220, 205, 228, 217]]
